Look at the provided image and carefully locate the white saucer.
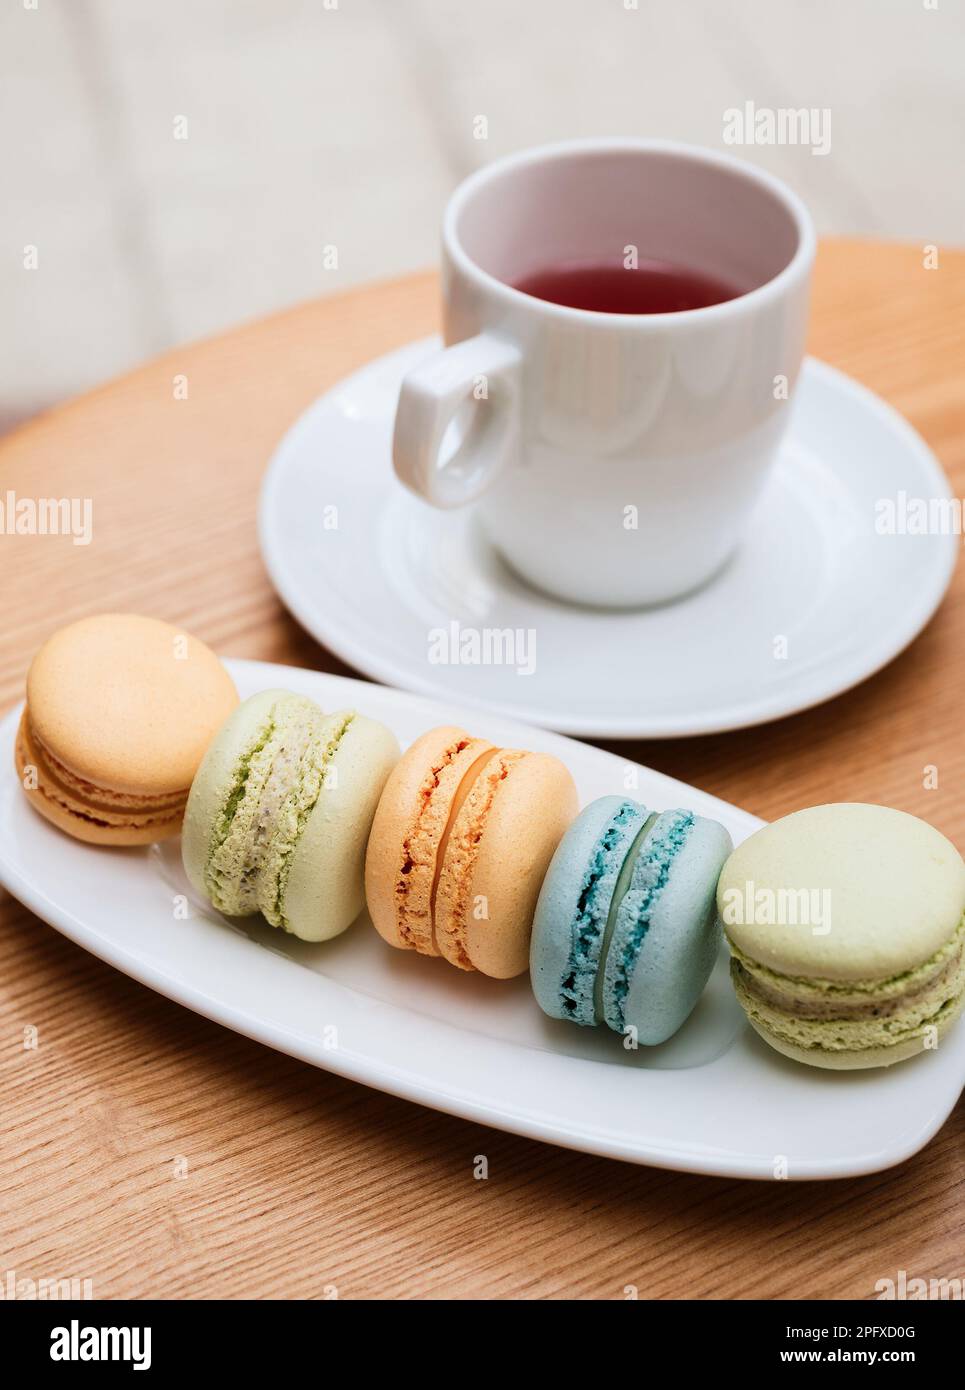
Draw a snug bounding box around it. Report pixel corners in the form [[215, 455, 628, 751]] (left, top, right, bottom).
[[260, 338, 958, 738], [2, 662, 962, 1178]]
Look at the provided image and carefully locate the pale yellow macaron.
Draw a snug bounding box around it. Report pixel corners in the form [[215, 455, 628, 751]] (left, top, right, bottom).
[[718, 803, 965, 1069], [365, 725, 578, 978], [16, 613, 238, 845]]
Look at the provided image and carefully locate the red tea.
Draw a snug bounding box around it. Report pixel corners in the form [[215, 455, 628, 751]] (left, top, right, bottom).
[[512, 257, 741, 314]]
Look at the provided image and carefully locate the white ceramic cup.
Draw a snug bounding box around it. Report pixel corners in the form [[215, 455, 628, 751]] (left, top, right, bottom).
[[393, 138, 815, 608]]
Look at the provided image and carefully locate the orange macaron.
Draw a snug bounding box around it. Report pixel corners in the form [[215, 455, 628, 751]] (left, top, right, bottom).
[[15, 613, 238, 845], [365, 725, 578, 978]]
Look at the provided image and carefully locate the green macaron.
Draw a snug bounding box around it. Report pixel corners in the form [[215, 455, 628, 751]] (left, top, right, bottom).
[[182, 689, 399, 942], [718, 803, 965, 1069]]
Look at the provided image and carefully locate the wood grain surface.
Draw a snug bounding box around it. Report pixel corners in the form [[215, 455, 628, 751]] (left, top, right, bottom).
[[0, 241, 962, 1301]]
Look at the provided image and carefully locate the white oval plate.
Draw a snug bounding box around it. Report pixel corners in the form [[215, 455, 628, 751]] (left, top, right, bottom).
[[1, 660, 962, 1178], [260, 338, 958, 738]]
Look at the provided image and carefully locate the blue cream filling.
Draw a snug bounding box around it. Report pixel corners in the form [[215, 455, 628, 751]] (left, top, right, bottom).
[[603, 811, 695, 1033], [559, 801, 641, 1026]]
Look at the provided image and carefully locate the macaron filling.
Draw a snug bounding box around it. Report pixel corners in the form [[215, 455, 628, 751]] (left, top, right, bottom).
[[601, 810, 696, 1033], [263, 712, 355, 932], [434, 747, 528, 970], [730, 912, 965, 1055], [16, 713, 186, 831], [209, 700, 320, 914], [394, 735, 489, 954], [427, 744, 503, 958], [25, 722, 186, 809], [203, 695, 354, 927], [558, 801, 651, 1025]]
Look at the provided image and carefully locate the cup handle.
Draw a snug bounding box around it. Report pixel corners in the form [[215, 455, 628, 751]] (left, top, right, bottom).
[[392, 333, 522, 509]]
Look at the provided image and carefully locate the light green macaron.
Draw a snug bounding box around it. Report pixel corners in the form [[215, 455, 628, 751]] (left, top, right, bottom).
[[182, 689, 399, 942], [717, 803, 965, 1069]]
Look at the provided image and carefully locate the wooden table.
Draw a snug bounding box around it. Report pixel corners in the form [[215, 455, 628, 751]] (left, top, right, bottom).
[[1, 241, 962, 1300]]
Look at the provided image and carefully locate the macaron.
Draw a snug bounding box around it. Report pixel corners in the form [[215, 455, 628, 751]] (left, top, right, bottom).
[[531, 796, 733, 1044], [16, 613, 238, 845], [365, 725, 578, 978], [718, 803, 965, 1069], [183, 689, 399, 942]]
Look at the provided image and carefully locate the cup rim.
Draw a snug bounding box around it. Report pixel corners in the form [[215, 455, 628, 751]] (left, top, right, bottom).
[[443, 137, 816, 327]]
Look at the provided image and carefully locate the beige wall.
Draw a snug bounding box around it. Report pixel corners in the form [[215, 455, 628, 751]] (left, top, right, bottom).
[[2, 0, 961, 429]]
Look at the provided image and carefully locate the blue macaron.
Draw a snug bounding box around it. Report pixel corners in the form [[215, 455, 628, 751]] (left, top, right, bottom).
[[530, 795, 732, 1045]]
